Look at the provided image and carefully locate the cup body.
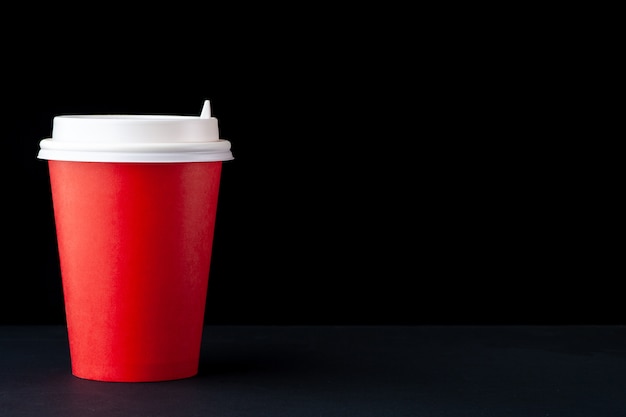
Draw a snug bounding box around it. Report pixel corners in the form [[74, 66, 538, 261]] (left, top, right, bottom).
[[48, 160, 222, 382]]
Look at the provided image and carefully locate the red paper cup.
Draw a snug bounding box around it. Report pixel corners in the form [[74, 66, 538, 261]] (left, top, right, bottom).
[[49, 161, 221, 381], [38, 101, 233, 382]]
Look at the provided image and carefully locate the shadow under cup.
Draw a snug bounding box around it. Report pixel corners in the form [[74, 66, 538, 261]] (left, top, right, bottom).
[[48, 160, 222, 382]]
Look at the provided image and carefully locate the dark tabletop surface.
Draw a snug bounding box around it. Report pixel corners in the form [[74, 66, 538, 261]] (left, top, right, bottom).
[[1, 325, 625, 416]]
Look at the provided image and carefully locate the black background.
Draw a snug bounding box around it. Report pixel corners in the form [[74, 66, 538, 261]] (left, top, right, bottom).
[[1, 5, 616, 326]]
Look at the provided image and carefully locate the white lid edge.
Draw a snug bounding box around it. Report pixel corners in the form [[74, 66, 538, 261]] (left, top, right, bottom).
[[37, 139, 234, 163]]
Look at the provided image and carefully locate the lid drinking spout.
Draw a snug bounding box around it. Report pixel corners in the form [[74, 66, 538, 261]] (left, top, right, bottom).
[[200, 100, 211, 119]]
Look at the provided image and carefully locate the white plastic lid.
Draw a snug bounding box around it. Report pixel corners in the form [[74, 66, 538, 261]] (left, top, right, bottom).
[[37, 100, 234, 162]]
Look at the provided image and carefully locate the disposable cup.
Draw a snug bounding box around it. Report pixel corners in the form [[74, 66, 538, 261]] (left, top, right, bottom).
[[38, 101, 233, 382]]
